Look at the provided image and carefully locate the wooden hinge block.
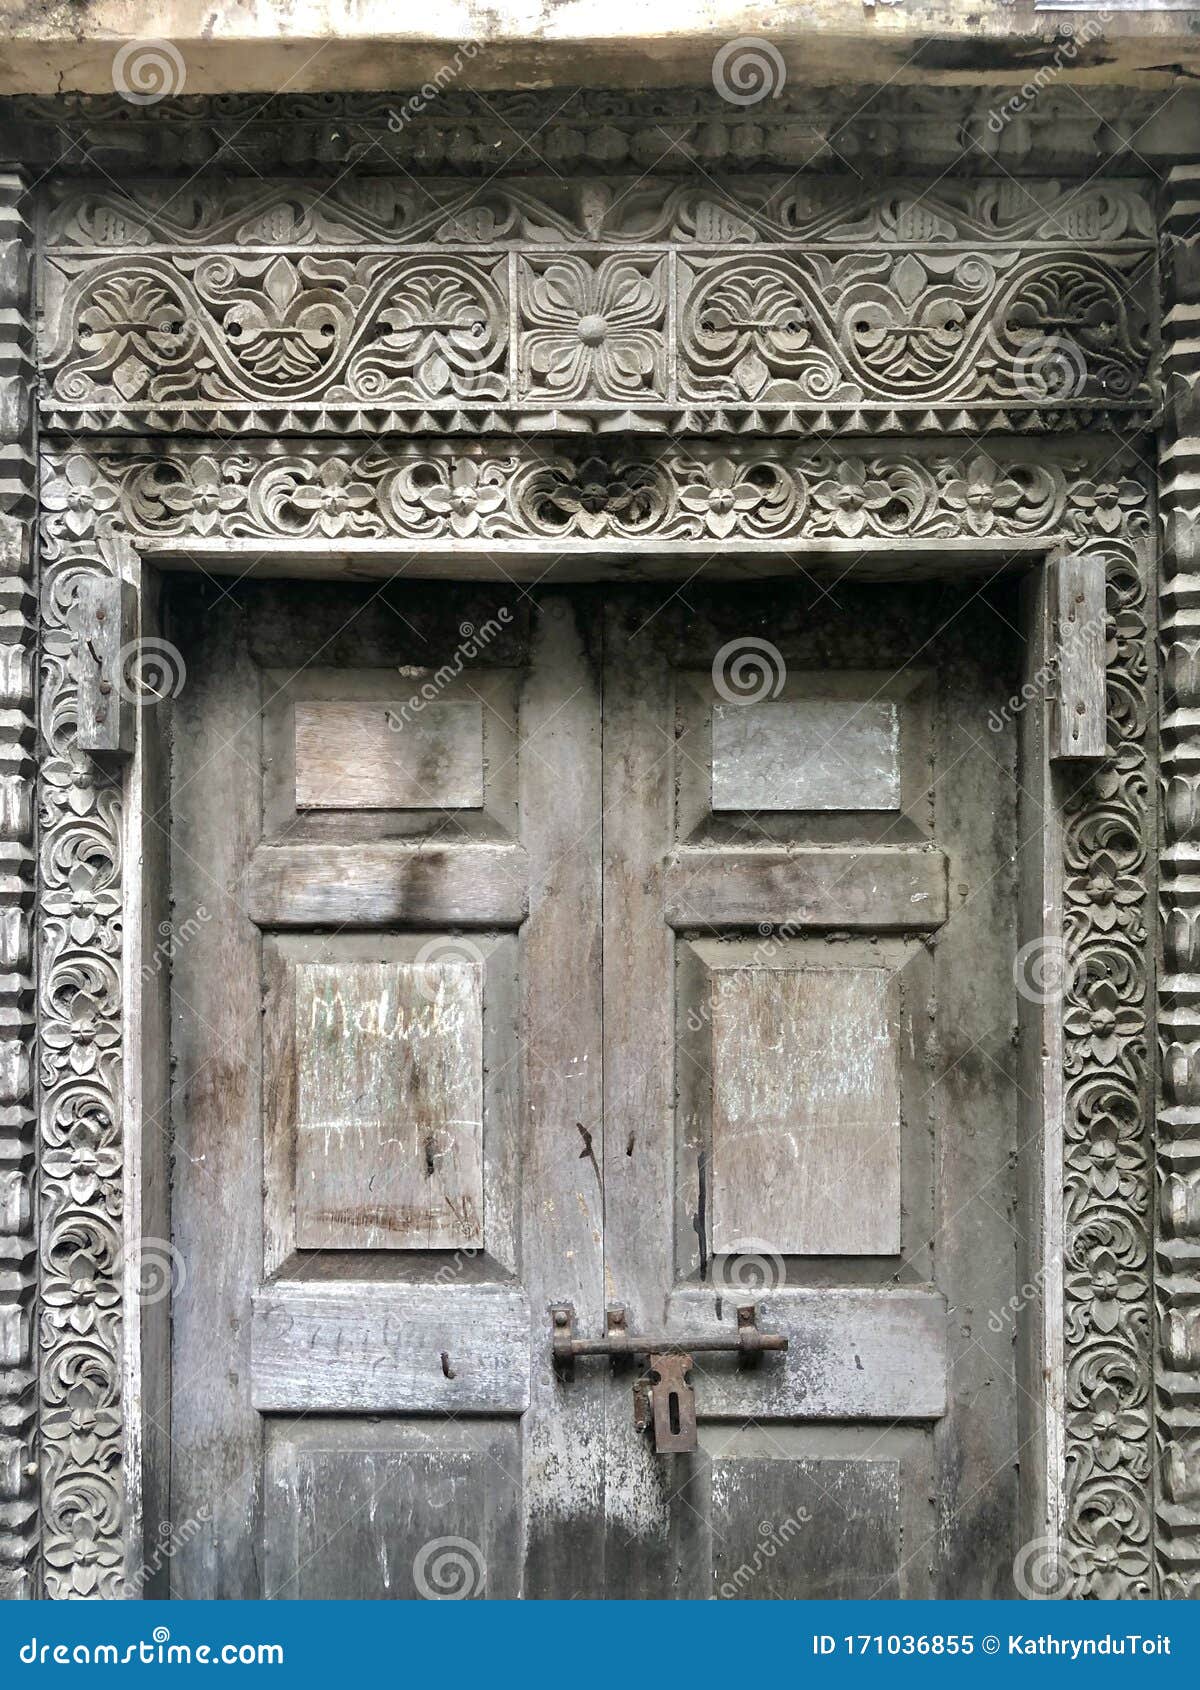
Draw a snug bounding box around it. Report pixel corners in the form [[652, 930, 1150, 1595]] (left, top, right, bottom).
[[1050, 553, 1107, 766], [74, 573, 136, 758]]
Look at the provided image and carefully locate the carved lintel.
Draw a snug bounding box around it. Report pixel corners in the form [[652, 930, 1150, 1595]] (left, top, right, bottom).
[[1049, 553, 1107, 767]]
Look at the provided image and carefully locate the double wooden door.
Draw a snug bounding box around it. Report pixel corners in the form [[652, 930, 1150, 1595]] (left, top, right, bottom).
[[166, 575, 1020, 1599]]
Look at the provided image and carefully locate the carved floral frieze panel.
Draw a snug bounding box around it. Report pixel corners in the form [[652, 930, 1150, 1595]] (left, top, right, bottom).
[[37, 437, 1140, 548], [39, 179, 1156, 434]]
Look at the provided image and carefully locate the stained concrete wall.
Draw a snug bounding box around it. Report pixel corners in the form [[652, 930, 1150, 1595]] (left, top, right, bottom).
[[1, 1, 1200, 95]]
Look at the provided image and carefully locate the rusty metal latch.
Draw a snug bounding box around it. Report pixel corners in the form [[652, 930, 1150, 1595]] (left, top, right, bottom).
[[551, 1304, 788, 1454]]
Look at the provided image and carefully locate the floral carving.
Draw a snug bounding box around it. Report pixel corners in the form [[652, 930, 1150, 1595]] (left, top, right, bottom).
[[519, 255, 666, 402], [38, 190, 1154, 430]]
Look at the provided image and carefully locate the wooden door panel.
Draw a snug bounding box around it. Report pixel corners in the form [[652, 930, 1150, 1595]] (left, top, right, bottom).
[[169, 576, 1020, 1600], [245, 842, 530, 927], [251, 1286, 530, 1414], [169, 581, 601, 1600], [263, 1420, 520, 1600], [603, 582, 1020, 1601], [666, 1288, 947, 1420], [663, 848, 947, 928]]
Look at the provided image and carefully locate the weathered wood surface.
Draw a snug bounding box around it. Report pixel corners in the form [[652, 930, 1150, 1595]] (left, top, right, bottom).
[[264, 1419, 520, 1600], [73, 571, 134, 756], [1050, 552, 1107, 765], [168, 594, 265, 1599], [252, 1286, 530, 1413], [664, 847, 947, 929], [245, 841, 529, 927], [294, 698, 484, 810], [667, 1289, 948, 1419], [600, 595, 694, 1597], [292, 960, 484, 1250], [518, 594, 607, 1597], [710, 965, 900, 1256], [712, 1457, 901, 1599], [712, 699, 900, 812]]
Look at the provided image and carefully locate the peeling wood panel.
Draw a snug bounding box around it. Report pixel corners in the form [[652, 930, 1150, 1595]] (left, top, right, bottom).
[[710, 966, 901, 1256], [252, 1286, 530, 1414], [292, 960, 484, 1251], [264, 1420, 520, 1600], [294, 698, 484, 810], [667, 1288, 947, 1420], [712, 1457, 901, 1600], [712, 699, 900, 812], [664, 847, 947, 929], [245, 841, 529, 927]]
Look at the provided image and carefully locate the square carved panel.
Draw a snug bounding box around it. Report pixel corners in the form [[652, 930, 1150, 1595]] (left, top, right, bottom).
[[710, 965, 900, 1256]]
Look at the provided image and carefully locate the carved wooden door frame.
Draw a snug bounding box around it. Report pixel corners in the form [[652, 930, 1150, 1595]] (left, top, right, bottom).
[[0, 98, 1192, 1599]]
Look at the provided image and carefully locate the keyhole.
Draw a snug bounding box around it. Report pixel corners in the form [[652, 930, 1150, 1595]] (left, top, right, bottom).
[[669, 1391, 681, 1436]]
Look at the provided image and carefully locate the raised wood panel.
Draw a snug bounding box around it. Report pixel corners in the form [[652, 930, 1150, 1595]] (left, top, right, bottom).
[[264, 1419, 520, 1600], [710, 965, 900, 1257], [252, 1285, 531, 1414], [293, 960, 484, 1250], [664, 848, 946, 930], [246, 842, 529, 928], [294, 698, 484, 810], [667, 1288, 947, 1419], [712, 699, 900, 812], [712, 1457, 901, 1599]]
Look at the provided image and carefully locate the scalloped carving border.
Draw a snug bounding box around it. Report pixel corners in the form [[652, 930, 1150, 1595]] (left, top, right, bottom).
[[34, 433, 1155, 1597]]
